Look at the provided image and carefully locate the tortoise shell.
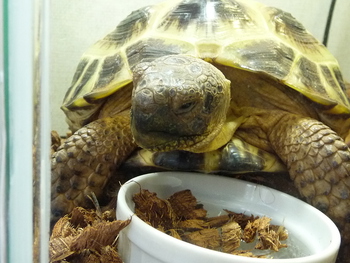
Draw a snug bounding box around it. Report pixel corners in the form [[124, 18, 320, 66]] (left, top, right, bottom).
[[62, 0, 350, 131]]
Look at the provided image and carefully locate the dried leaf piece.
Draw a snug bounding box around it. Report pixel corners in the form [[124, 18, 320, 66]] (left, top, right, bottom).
[[206, 214, 230, 228], [101, 208, 117, 222], [256, 217, 271, 231], [99, 246, 124, 263], [184, 228, 221, 250], [270, 225, 289, 241], [177, 219, 209, 231], [241, 216, 287, 252], [49, 234, 75, 262], [70, 206, 97, 228], [221, 221, 242, 253], [242, 216, 271, 243], [242, 222, 257, 243], [70, 219, 131, 252], [51, 215, 77, 240], [49, 206, 130, 263], [168, 190, 207, 219], [166, 229, 183, 240], [61, 246, 123, 263], [255, 229, 287, 251], [67, 249, 101, 263], [255, 221, 288, 252], [64, 247, 123, 263], [51, 130, 62, 154], [50, 216, 78, 262], [224, 209, 258, 229], [231, 250, 267, 258], [133, 189, 176, 229]]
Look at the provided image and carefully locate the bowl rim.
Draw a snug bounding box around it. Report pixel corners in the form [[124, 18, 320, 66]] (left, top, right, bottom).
[[117, 171, 341, 263]]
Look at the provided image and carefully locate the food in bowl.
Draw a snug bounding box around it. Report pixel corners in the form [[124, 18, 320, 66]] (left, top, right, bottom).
[[133, 188, 288, 258]]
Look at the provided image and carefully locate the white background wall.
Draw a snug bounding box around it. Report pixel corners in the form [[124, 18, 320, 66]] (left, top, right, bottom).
[[50, 0, 350, 135]]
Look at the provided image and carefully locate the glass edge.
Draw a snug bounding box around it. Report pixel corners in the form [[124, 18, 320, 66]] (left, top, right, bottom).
[[1, 0, 8, 261]]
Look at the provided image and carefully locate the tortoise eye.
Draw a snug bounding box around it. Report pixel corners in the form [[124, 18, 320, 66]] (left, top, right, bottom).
[[175, 101, 196, 114]]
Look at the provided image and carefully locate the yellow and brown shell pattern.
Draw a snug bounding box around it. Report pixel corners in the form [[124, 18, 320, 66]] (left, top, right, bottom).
[[62, 0, 349, 131]]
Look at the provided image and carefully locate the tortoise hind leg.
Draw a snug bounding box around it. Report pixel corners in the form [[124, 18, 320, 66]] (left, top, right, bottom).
[[268, 114, 350, 261], [51, 112, 137, 226]]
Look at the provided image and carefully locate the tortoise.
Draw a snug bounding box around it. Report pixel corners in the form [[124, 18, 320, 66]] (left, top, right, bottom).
[[51, 0, 350, 259]]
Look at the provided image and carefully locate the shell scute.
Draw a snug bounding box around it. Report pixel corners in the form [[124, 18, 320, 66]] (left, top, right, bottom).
[[297, 57, 326, 96], [64, 59, 99, 109], [333, 67, 347, 93], [103, 6, 152, 48], [93, 54, 124, 91], [266, 7, 321, 52], [158, 0, 255, 32], [159, 2, 203, 30], [219, 39, 295, 80], [126, 38, 194, 69]]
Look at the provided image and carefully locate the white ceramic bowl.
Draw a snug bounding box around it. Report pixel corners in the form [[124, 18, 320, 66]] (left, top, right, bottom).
[[116, 172, 340, 263]]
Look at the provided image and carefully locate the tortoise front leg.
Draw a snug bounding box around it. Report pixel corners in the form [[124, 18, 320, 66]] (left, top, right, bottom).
[[50, 112, 137, 226], [268, 114, 350, 260]]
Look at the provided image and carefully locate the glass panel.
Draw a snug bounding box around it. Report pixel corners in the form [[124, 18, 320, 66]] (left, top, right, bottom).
[[5, 0, 34, 259], [0, 0, 7, 262], [3, 0, 50, 262]]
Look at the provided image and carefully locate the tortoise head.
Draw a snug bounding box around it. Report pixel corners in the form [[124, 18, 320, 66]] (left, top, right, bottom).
[[131, 55, 231, 152]]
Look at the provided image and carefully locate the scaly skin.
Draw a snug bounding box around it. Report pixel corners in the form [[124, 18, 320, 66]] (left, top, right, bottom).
[[268, 114, 350, 261], [51, 112, 137, 225]]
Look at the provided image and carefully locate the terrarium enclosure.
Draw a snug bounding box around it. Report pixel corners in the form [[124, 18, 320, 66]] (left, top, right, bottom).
[[1, 0, 350, 262]]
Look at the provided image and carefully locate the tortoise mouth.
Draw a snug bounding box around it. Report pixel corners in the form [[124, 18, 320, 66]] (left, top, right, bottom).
[[132, 130, 206, 152]]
